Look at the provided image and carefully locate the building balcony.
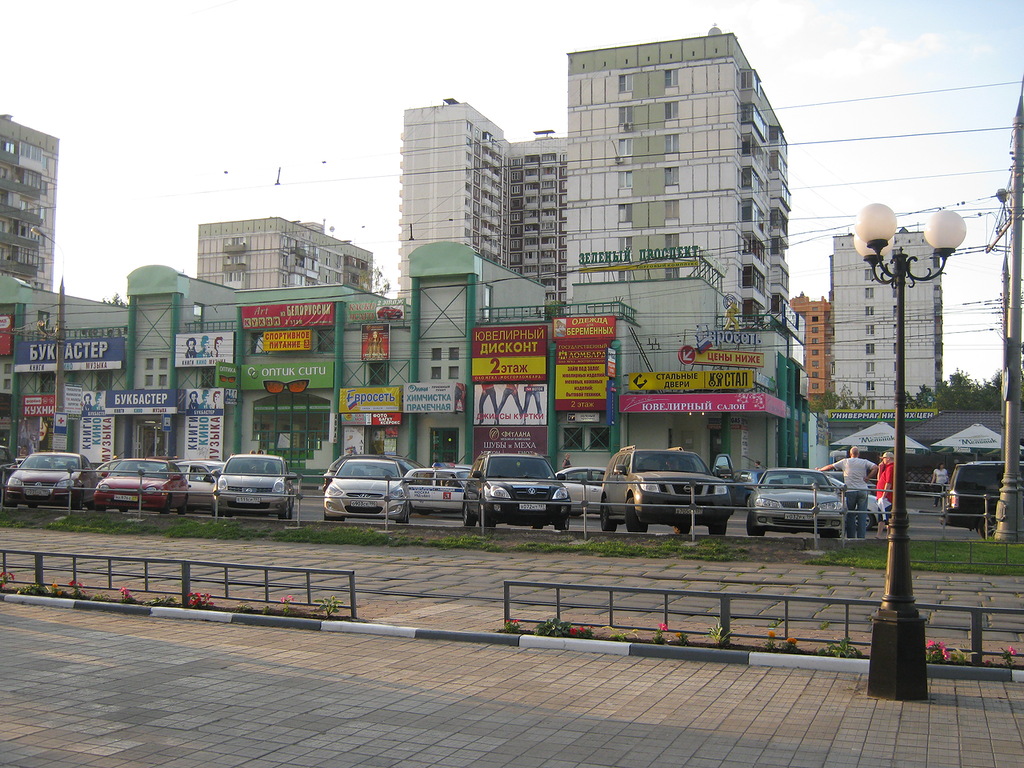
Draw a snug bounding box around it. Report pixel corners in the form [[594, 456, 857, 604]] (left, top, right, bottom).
[[223, 241, 247, 253], [0, 257, 40, 279], [0, 204, 43, 226], [0, 230, 38, 249], [0, 176, 42, 198]]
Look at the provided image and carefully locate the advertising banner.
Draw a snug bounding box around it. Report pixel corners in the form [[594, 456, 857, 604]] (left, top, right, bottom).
[[553, 315, 616, 342], [338, 387, 402, 413], [471, 324, 547, 382], [627, 369, 755, 391], [827, 409, 937, 422], [174, 332, 234, 366], [554, 344, 607, 411], [678, 346, 765, 368], [241, 302, 335, 329], [260, 329, 311, 352], [360, 323, 391, 361], [80, 417, 115, 464], [403, 382, 466, 413], [0, 314, 13, 356], [619, 392, 788, 417], [473, 425, 548, 457], [81, 390, 106, 416], [339, 413, 404, 426], [104, 389, 177, 415], [241, 360, 334, 390], [474, 383, 546, 426], [22, 394, 54, 417], [183, 415, 224, 461], [181, 388, 226, 416], [346, 300, 406, 324], [15, 338, 126, 372]]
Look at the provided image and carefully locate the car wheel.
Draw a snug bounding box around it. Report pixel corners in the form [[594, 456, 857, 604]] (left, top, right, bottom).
[[553, 516, 570, 531], [462, 502, 478, 527], [481, 506, 496, 529], [707, 521, 728, 536], [624, 494, 648, 533], [673, 519, 692, 535], [396, 502, 411, 524], [176, 494, 188, 515], [600, 508, 618, 532], [746, 520, 765, 536], [822, 529, 841, 539], [278, 499, 294, 521], [159, 496, 172, 515]]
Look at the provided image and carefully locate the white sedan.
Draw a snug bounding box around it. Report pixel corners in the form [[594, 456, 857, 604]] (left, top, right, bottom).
[[404, 467, 469, 515], [555, 466, 606, 516]]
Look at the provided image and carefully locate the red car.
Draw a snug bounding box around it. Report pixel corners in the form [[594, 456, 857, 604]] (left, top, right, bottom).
[[94, 459, 189, 513], [376, 305, 404, 320], [4, 452, 98, 509]]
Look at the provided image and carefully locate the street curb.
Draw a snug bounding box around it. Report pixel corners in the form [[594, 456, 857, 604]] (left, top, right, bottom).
[[1, 593, 1018, 683]]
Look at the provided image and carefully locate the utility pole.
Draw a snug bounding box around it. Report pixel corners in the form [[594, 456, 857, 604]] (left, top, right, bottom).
[[996, 92, 1024, 542]]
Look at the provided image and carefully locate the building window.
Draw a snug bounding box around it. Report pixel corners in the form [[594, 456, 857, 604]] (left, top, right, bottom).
[[368, 362, 388, 386], [448, 366, 459, 379], [448, 347, 460, 360], [589, 427, 610, 451], [618, 74, 633, 92], [431, 347, 442, 360], [665, 134, 680, 153], [617, 138, 632, 157], [665, 199, 679, 219], [618, 106, 634, 127], [618, 204, 632, 223], [144, 375, 154, 386], [664, 101, 679, 120], [664, 167, 679, 186], [431, 367, 442, 380], [618, 171, 632, 188], [563, 426, 584, 450], [866, 381, 875, 391], [865, 306, 874, 316], [866, 362, 875, 373], [664, 69, 678, 87], [866, 325, 875, 335], [158, 375, 168, 387], [866, 343, 875, 355], [865, 287, 874, 299]]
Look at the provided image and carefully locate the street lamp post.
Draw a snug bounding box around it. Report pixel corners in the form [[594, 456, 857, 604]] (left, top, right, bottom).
[[854, 203, 967, 701]]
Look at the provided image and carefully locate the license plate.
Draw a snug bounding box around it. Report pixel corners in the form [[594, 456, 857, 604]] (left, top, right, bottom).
[[349, 500, 378, 508], [236, 496, 262, 504], [25, 488, 50, 497], [520, 503, 546, 511], [784, 513, 812, 520], [114, 494, 138, 502], [676, 507, 703, 515]]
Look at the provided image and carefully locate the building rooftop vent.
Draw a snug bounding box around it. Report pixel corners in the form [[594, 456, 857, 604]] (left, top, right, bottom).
[[443, 98, 460, 105]]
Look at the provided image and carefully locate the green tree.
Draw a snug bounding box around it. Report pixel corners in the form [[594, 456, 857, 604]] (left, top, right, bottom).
[[933, 369, 1001, 411], [102, 293, 128, 307], [808, 386, 867, 414]]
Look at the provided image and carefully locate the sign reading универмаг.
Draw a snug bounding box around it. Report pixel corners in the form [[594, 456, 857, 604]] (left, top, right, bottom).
[[14, 338, 126, 372]]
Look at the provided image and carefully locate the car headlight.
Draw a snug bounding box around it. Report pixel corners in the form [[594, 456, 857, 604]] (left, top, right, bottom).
[[484, 484, 510, 500], [552, 487, 568, 500], [8, 476, 23, 487], [55, 478, 71, 488], [390, 485, 406, 499], [638, 482, 660, 493], [819, 501, 843, 511], [713, 485, 730, 495], [144, 486, 161, 494], [758, 498, 782, 508], [325, 483, 342, 498], [217, 477, 227, 491], [97, 482, 109, 491], [273, 479, 286, 493]]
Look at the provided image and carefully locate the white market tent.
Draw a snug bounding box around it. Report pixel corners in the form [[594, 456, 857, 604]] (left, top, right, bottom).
[[830, 422, 930, 454], [931, 423, 1002, 455]]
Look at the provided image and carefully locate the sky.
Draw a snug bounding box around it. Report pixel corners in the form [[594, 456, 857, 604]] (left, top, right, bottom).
[[5, 0, 1024, 380]]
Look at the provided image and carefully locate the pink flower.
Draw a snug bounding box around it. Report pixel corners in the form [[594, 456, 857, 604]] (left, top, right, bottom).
[[658, 623, 668, 632]]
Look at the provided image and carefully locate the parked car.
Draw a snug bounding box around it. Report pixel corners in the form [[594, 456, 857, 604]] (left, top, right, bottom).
[[178, 460, 225, 512], [94, 458, 189, 513], [599, 446, 734, 535], [731, 468, 769, 507], [404, 466, 469, 516], [215, 454, 299, 520], [555, 466, 606, 516], [322, 453, 420, 491], [463, 453, 570, 530], [323, 455, 420, 522], [746, 468, 845, 537], [4, 452, 98, 509], [944, 461, 1023, 534]]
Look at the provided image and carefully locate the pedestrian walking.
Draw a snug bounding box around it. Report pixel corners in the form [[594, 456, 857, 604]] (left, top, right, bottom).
[[818, 447, 878, 539], [931, 462, 949, 507], [562, 454, 571, 469], [875, 452, 894, 538]]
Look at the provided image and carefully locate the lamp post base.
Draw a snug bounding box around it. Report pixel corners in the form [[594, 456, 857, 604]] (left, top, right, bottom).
[[867, 608, 928, 700]]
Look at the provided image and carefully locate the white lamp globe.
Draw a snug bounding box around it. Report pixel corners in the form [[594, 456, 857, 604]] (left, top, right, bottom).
[[924, 209, 967, 250], [855, 203, 898, 244]]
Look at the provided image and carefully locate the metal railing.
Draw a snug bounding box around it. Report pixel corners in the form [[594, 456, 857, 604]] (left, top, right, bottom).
[[503, 579, 1024, 665], [0, 548, 357, 617]]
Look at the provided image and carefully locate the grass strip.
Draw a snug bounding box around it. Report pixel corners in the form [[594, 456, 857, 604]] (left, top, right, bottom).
[[808, 540, 1024, 576]]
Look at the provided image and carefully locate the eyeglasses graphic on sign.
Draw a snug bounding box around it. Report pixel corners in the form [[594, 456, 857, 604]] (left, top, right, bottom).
[[263, 379, 309, 394]]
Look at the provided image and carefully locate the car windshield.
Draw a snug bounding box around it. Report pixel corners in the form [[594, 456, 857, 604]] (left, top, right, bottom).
[[634, 453, 709, 473], [20, 454, 80, 471], [225, 457, 285, 475], [762, 471, 830, 488], [335, 460, 400, 479], [487, 457, 554, 479], [110, 460, 169, 476]]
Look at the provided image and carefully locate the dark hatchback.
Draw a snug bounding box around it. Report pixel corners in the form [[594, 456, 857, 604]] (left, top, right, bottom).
[[944, 461, 1024, 534]]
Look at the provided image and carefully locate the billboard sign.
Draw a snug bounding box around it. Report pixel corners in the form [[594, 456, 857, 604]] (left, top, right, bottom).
[[474, 383, 546, 426], [338, 387, 402, 413], [471, 324, 547, 382], [104, 389, 177, 415], [472, 426, 548, 458], [15, 338, 126, 372], [403, 382, 466, 413], [241, 361, 334, 390], [553, 315, 616, 342], [627, 370, 755, 391], [174, 332, 234, 366], [261, 329, 311, 352], [241, 302, 335, 329], [346, 300, 406, 324], [360, 324, 391, 361], [619, 392, 789, 417]]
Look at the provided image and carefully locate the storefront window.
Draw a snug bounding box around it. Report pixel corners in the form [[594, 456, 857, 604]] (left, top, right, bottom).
[[252, 393, 330, 468]]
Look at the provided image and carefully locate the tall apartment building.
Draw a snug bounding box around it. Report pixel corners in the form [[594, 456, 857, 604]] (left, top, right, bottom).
[[830, 231, 942, 407], [399, 101, 508, 293], [0, 116, 58, 291], [197, 218, 372, 291], [506, 134, 568, 301], [791, 294, 832, 399], [566, 29, 791, 319]]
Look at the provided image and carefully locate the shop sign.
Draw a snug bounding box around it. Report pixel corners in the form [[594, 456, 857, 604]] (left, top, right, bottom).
[[64, 384, 83, 417], [241, 302, 335, 329], [566, 412, 600, 423], [261, 329, 311, 352], [174, 332, 234, 366], [82, 391, 106, 416], [346, 300, 406, 324], [473, 426, 548, 457], [15, 338, 126, 372], [679, 346, 764, 368], [22, 394, 54, 417], [554, 344, 607, 411], [80, 416, 114, 464], [181, 388, 226, 416], [553, 316, 616, 342], [693, 324, 762, 350], [578, 244, 702, 267], [471, 324, 547, 382], [339, 413, 404, 425], [361, 324, 391, 361], [105, 389, 177, 415], [241, 361, 334, 390], [338, 386, 402, 413], [474, 383, 547, 426], [619, 392, 788, 417], [403, 382, 466, 413], [183, 415, 223, 461], [827, 409, 937, 422], [628, 370, 754, 391], [0, 314, 13, 355]]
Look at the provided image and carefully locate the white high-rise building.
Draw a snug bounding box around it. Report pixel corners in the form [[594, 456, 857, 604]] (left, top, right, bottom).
[[830, 230, 942, 407], [566, 29, 791, 319]]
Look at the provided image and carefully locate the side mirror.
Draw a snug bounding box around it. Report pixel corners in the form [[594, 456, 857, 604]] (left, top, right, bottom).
[[471, 470, 483, 479], [613, 464, 627, 475], [712, 453, 735, 479], [202, 474, 215, 483]]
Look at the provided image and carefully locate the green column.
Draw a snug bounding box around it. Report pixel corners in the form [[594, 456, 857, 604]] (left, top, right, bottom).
[[464, 274, 477, 463], [125, 298, 138, 454], [169, 294, 181, 457], [333, 301, 345, 463], [720, 413, 732, 457], [547, 340, 557, 463], [775, 352, 789, 466], [233, 305, 243, 454], [609, 339, 621, 453], [11, 302, 25, 454], [408, 280, 421, 461]]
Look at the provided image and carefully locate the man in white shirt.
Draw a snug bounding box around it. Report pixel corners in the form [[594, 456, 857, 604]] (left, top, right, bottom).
[[818, 447, 879, 538]]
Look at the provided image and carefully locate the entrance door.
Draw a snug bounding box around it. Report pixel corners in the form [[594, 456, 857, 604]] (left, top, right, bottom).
[[430, 428, 459, 465], [136, 419, 167, 457]]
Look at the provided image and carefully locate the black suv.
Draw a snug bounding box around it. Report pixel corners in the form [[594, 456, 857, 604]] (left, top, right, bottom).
[[944, 461, 1023, 534], [463, 453, 571, 530], [600, 446, 734, 534]]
